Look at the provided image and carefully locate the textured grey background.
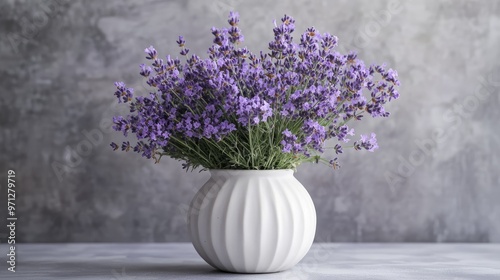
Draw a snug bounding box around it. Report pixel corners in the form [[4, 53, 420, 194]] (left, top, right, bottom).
[[0, 0, 499, 243]]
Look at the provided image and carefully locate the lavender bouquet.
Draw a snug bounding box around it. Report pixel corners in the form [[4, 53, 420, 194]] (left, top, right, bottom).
[[111, 12, 400, 171]]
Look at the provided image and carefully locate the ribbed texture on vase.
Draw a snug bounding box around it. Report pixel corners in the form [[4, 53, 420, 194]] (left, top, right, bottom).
[[188, 169, 316, 273]]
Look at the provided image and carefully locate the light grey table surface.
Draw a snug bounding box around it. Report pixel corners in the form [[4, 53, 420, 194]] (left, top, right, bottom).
[[1, 243, 499, 280]]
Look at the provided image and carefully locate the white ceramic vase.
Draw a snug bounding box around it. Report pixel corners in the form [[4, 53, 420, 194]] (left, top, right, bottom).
[[188, 169, 316, 273]]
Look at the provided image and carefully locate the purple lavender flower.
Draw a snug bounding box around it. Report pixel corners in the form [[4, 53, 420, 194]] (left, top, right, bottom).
[[139, 64, 151, 77], [110, 142, 119, 151], [144, 46, 157, 60], [228, 11, 240, 26], [329, 158, 340, 170], [113, 82, 134, 103], [281, 129, 299, 153], [176, 36, 185, 47], [176, 36, 190, 56], [121, 141, 131, 152], [110, 12, 400, 170], [354, 133, 379, 152], [334, 144, 343, 154]]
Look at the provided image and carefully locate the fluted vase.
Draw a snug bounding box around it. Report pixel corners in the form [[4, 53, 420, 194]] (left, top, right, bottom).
[[188, 169, 316, 273]]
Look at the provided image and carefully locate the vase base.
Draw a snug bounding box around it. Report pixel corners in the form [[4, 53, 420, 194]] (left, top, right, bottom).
[[216, 268, 287, 274]]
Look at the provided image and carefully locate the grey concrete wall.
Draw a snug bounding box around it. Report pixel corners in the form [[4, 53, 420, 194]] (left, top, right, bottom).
[[0, 0, 499, 243]]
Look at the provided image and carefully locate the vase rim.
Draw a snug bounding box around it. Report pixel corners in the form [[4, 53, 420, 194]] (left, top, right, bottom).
[[209, 169, 294, 176]]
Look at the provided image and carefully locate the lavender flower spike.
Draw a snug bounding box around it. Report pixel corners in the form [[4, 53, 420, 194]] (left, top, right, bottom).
[[144, 46, 157, 60]]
